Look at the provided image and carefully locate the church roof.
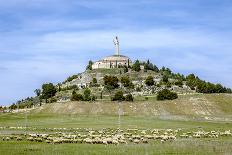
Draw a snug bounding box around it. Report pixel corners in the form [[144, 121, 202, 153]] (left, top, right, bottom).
[[102, 55, 131, 61]]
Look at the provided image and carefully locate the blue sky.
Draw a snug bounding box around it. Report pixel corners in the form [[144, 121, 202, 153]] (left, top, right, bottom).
[[1, 0, 232, 106]]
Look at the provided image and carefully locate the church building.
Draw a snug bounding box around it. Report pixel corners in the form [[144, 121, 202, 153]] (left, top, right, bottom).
[[92, 37, 132, 69]]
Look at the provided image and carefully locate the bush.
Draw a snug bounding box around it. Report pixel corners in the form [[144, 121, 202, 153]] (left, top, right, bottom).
[[103, 75, 119, 89], [132, 60, 141, 72], [83, 88, 91, 101], [175, 80, 183, 87], [71, 91, 84, 101], [162, 75, 169, 83], [121, 76, 134, 89], [145, 76, 154, 86], [125, 94, 134, 102], [112, 91, 125, 101], [86, 60, 93, 70], [157, 89, 178, 101], [49, 97, 57, 103], [65, 75, 78, 83]]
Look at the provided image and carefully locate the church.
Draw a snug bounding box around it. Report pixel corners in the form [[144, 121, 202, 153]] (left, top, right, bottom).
[[92, 37, 132, 69]]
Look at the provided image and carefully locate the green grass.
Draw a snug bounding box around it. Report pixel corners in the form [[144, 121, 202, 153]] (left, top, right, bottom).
[[0, 113, 232, 130], [1, 139, 232, 155]]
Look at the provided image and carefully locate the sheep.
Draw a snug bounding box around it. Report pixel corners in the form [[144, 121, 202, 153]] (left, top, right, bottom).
[[112, 139, 119, 145], [83, 138, 93, 144], [141, 138, 148, 143], [16, 137, 23, 141], [133, 139, 140, 144]]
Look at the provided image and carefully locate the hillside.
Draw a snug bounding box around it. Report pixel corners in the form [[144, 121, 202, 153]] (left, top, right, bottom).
[[32, 94, 232, 122], [7, 61, 232, 110]]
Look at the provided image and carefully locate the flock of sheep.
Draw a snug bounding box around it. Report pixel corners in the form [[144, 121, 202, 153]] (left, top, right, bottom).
[[1, 126, 232, 145]]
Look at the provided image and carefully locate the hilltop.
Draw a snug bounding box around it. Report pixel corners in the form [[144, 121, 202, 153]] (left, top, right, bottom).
[[4, 59, 231, 111]]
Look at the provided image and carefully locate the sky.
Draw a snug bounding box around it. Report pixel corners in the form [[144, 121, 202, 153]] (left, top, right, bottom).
[[1, 0, 232, 106]]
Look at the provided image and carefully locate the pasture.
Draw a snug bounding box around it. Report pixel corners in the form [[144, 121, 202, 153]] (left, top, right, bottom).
[[1, 94, 232, 154]]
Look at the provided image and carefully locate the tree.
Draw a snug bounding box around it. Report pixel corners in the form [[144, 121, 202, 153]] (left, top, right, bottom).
[[93, 78, 97, 84], [103, 75, 119, 89], [41, 83, 57, 103], [125, 94, 133, 102], [144, 60, 159, 72], [157, 89, 178, 101], [162, 75, 169, 83], [86, 60, 93, 70], [121, 76, 130, 87], [83, 88, 91, 101], [145, 76, 154, 86], [112, 91, 125, 101], [175, 80, 183, 87], [57, 83, 62, 92], [71, 91, 84, 101], [132, 60, 141, 72], [65, 75, 78, 83], [34, 89, 41, 97], [123, 66, 128, 73]]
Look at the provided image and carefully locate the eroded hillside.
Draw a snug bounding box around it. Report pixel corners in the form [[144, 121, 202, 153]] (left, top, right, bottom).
[[32, 94, 232, 122]]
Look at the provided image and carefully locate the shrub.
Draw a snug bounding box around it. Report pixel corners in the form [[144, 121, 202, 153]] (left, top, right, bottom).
[[175, 80, 183, 87], [145, 76, 154, 86], [83, 88, 91, 101], [125, 94, 134, 102], [157, 89, 178, 101], [121, 76, 134, 89], [132, 60, 141, 72], [71, 91, 84, 101], [112, 91, 125, 101], [65, 75, 78, 83], [103, 75, 119, 89], [92, 78, 97, 84], [86, 60, 93, 70], [162, 75, 169, 83]]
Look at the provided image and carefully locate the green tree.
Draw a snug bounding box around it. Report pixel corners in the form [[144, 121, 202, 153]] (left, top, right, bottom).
[[41, 83, 57, 103], [162, 75, 169, 83], [65, 75, 78, 83], [132, 60, 141, 72], [144, 60, 159, 72], [71, 91, 84, 101], [83, 88, 91, 101], [86, 60, 93, 70], [103, 75, 119, 89], [175, 80, 183, 87], [125, 94, 133, 102], [121, 76, 130, 87], [145, 76, 154, 86], [93, 78, 97, 84], [57, 83, 62, 92], [112, 91, 125, 101], [123, 66, 128, 73], [157, 89, 178, 101], [34, 89, 41, 96]]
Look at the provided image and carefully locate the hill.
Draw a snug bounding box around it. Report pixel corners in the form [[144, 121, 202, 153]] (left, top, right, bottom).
[[19, 93, 232, 122]]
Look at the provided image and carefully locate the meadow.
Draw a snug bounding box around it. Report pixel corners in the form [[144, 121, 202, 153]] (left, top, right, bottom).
[[1, 94, 232, 155]]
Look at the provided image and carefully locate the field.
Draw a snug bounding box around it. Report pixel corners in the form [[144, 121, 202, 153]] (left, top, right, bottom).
[[1, 94, 232, 155]]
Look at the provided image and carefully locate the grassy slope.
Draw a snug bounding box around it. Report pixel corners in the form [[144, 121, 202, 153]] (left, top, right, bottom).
[[35, 94, 232, 120]]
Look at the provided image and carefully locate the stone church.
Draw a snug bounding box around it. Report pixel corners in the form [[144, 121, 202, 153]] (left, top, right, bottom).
[[92, 37, 132, 69]]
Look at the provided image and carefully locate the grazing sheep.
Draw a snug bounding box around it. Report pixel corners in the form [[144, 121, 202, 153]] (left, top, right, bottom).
[[133, 139, 140, 144], [16, 137, 23, 141], [83, 138, 93, 144]]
